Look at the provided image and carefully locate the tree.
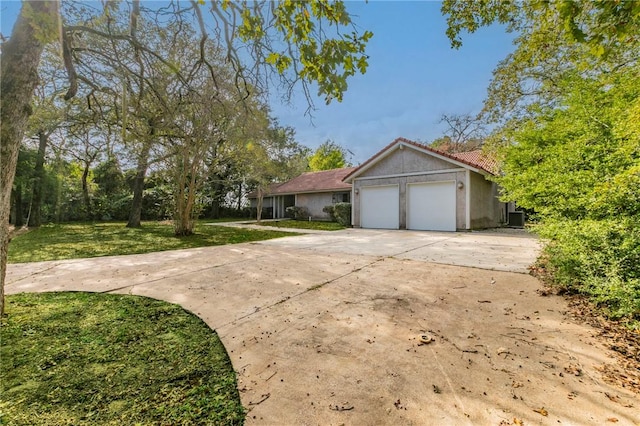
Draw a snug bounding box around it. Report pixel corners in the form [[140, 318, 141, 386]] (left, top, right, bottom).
[[0, 1, 59, 316], [168, 84, 235, 236], [308, 140, 352, 171], [201, 118, 308, 219], [496, 67, 640, 319], [247, 143, 276, 224], [442, 1, 640, 122], [263, 122, 310, 182], [10, 148, 38, 227], [26, 45, 69, 227], [0, 1, 373, 314], [65, 123, 105, 219], [28, 131, 50, 227], [442, 1, 640, 320], [430, 113, 485, 153], [93, 157, 128, 221], [243, 118, 310, 223], [443, 0, 639, 55]]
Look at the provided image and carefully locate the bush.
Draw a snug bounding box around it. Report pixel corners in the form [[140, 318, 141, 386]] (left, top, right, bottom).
[[285, 206, 309, 220], [322, 205, 335, 219], [93, 193, 131, 221], [538, 218, 640, 322], [333, 203, 351, 226], [323, 203, 351, 226]]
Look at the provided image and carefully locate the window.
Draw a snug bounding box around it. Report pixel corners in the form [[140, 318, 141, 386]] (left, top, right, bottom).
[[332, 192, 350, 203]]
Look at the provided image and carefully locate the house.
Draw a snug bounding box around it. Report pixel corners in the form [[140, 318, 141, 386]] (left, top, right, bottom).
[[248, 167, 356, 219], [343, 137, 507, 231]]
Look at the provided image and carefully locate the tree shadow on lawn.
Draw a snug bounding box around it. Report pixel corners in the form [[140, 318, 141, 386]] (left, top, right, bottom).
[[0, 292, 245, 425], [8, 222, 297, 263]]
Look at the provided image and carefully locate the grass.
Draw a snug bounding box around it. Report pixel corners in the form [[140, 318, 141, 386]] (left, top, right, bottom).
[[8, 221, 298, 263], [256, 220, 345, 231], [201, 218, 251, 223], [0, 292, 245, 425]]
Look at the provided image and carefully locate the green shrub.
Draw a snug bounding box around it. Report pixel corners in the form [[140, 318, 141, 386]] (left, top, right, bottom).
[[323, 203, 351, 226], [333, 203, 351, 226], [538, 218, 640, 322], [285, 205, 309, 220], [322, 205, 335, 219]]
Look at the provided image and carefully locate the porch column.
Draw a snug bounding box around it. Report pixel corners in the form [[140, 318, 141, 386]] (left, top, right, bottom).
[[280, 196, 284, 218]]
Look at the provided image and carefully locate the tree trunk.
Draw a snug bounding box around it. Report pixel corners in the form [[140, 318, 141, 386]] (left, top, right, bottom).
[[210, 200, 220, 219], [237, 182, 243, 211], [209, 177, 225, 219], [0, 1, 58, 316], [174, 156, 198, 237], [13, 184, 23, 227], [126, 142, 151, 228], [28, 130, 48, 227], [81, 162, 91, 219], [256, 188, 263, 224], [54, 152, 64, 223]]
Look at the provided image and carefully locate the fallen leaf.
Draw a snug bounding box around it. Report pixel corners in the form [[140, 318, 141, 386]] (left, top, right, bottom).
[[329, 403, 354, 411], [533, 407, 548, 416], [393, 399, 405, 410], [605, 392, 620, 403], [513, 418, 524, 426], [497, 347, 511, 356], [249, 393, 271, 406], [606, 418, 618, 423]]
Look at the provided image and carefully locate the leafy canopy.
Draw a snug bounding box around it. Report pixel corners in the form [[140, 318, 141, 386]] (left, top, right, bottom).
[[308, 140, 352, 171], [442, 0, 640, 321]]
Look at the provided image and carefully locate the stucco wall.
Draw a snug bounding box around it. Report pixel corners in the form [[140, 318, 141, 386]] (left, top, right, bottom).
[[295, 193, 334, 219], [469, 172, 506, 228], [361, 146, 457, 177], [352, 170, 467, 229]]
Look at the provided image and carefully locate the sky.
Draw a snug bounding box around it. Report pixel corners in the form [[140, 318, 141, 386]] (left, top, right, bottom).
[[0, 1, 516, 164], [271, 1, 516, 164]]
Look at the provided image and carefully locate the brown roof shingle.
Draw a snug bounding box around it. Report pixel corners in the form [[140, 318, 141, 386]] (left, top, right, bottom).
[[449, 150, 499, 175], [252, 167, 355, 197]]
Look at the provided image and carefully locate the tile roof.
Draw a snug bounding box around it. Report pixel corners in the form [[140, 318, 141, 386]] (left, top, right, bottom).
[[449, 150, 499, 175], [344, 137, 498, 181], [249, 167, 356, 197]]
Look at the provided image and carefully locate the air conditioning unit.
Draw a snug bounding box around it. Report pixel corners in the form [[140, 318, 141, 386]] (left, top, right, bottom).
[[508, 211, 525, 228]]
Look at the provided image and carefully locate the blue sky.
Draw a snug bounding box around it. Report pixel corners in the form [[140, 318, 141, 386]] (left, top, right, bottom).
[[1, 1, 515, 164]]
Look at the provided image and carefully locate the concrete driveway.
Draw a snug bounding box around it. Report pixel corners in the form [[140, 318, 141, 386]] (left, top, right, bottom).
[[258, 228, 539, 273], [5, 229, 638, 425]]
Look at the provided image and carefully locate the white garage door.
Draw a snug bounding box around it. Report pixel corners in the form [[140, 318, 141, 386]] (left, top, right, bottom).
[[407, 181, 456, 231], [360, 185, 399, 229]]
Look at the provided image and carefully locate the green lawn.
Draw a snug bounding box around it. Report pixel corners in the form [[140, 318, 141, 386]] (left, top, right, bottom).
[[8, 221, 298, 263], [0, 292, 245, 425], [256, 220, 345, 231], [201, 218, 251, 223]]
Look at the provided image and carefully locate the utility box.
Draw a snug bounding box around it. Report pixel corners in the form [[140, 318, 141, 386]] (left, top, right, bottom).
[[508, 211, 525, 228]]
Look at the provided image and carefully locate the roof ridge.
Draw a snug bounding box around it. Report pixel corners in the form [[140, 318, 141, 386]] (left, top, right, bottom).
[[343, 137, 497, 181]]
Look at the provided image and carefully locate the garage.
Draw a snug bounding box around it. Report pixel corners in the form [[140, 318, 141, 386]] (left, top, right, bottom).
[[360, 185, 399, 229], [407, 181, 456, 231], [344, 138, 504, 231]]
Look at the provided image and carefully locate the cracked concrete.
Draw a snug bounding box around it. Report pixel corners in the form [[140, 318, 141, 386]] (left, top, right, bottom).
[[5, 228, 638, 425]]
